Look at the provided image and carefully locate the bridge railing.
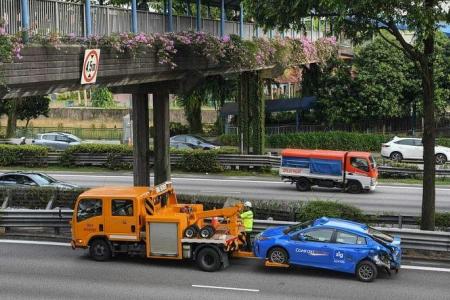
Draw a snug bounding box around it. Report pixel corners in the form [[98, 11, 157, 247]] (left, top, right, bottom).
[[1, 0, 331, 42]]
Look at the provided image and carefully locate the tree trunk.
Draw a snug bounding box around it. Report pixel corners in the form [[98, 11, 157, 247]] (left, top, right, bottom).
[[6, 100, 17, 138], [420, 27, 435, 231]]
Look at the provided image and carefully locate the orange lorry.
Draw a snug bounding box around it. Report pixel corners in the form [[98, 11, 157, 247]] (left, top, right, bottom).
[[280, 149, 378, 193], [71, 182, 251, 271]]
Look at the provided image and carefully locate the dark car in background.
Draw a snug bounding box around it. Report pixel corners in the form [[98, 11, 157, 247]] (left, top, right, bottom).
[[32, 132, 81, 150], [169, 141, 202, 150], [0, 172, 78, 189], [170, 135, 219, 150]]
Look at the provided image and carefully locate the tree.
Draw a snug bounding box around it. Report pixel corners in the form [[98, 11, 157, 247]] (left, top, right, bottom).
[[91, 87, 115, 108], [16, 96, 50, 128], [245, 0, 450, 230]]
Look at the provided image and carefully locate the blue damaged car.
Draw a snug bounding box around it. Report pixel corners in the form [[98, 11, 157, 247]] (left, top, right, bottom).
[[253, 217, 401, 282]]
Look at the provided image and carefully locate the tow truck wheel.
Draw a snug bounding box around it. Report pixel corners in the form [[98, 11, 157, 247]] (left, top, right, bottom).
[[295, 178, 311, 192], [356, 260, 378, 282], [184, 225, 199, 238], [268, 247, 288, 264], [89, 239, 111, 261], [196, 247, 221, 272], [199, 225, 215, 239]]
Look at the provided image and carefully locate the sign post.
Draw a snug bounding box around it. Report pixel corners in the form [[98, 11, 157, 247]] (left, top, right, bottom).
[[81, 49, 100, 85]]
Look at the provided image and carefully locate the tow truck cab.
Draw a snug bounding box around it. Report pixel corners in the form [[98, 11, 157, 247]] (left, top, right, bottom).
[[71, 182, 249, 271]]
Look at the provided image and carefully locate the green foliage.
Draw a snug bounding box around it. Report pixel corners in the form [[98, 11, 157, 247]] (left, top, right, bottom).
[[266, 131, 390, 152], [90, 87, 115, 108], [434, 212, 450, 230], [218, 134, 239, 146], [60, 144, 133, 168], [0, 144, 48, 167], [295, 200, 368, 223], [16, 96, 51, 127], [177, 150, 224, 173]]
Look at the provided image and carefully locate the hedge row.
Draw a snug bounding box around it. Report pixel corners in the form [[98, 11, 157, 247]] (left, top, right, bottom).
[[0, 145, 48, 167], [220, 131, 450, 152]]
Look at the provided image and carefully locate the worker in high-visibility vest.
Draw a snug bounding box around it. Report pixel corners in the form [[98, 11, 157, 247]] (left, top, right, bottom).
[[240, 201, 254, 251]]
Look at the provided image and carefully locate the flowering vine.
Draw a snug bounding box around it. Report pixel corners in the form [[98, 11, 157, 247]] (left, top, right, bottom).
[[0, 18, 337, 71]]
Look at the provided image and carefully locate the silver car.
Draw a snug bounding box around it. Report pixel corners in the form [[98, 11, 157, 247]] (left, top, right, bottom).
[[32, 132, 81, 150], [0, 172, 78, 189]]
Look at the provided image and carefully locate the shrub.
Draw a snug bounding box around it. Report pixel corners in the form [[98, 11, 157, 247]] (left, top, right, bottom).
[[267, 131, 390, 151], [177, 150, 224, 173], [0, 144, 47, 167], [218, 134, 239, 146], [433, 212, 450, 230], [295, 200, 368, 223], [60, 144, 133, 168]]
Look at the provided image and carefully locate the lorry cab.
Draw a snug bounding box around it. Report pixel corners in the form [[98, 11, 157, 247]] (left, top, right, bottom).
[[280, 149, 378, 193]]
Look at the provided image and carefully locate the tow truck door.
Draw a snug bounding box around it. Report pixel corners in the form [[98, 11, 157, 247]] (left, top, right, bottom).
[[73, 198, 105, 243], [106, 198, 138, 241]]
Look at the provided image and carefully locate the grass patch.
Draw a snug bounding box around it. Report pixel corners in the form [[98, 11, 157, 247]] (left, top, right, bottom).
[[378, 177, 450, 186]]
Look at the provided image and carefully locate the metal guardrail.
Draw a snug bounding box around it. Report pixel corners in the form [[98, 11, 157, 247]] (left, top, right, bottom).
[[0, 210, 448, 252], [13, 152, 450, 175]]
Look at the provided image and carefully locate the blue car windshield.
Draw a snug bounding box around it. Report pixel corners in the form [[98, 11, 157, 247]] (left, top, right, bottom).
[[283, 220, 313, 234], [367, 227, 394, 243]]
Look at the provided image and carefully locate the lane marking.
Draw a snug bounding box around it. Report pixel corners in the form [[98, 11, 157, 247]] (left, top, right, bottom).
[[192, 285, 259, 292], [0, 239, 71, 247], [200, 190, 242, 194], [401, 265, 450, 273], [49, 174, 450, 191]]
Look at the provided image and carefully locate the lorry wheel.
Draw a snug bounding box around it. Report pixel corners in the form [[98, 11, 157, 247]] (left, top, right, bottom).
[[196, 247, 221, 272], [295, 178, 311, 191], [199, 225, 215, 239], [268, 247, 288, 264], [89, 239, 111, 261], [184, 225, 199, 238], [347, 181, 362, 194], [356, 260, 378, 282]]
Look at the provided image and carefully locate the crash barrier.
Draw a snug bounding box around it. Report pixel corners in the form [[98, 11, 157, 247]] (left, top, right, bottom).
[[14, 152, 450, 175], [0, 210, 449, 253]]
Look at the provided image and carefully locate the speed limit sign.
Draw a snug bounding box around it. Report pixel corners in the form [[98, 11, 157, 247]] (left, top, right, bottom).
[[81, 49, 100, 85]]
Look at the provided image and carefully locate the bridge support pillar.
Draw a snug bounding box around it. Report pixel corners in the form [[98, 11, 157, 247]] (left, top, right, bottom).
[[132, 93, 150, 186], [153, 89, 171, 185]]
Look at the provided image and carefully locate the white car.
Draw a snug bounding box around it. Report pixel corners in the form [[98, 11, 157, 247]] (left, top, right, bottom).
[[381, 136, 450, 164]]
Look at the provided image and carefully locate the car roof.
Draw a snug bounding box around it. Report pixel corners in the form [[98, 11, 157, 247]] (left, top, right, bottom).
[[80, 186, 151, 198], [313, 217, 368, 234], [392, 136, 420, 141]]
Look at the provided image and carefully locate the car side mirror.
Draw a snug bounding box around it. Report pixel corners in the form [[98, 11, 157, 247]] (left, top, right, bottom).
[[293, 233, 305, 241]]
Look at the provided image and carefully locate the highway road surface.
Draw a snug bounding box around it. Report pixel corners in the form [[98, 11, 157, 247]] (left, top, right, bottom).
[[0, 240, 449, 300], [48, 173, 450, 215]]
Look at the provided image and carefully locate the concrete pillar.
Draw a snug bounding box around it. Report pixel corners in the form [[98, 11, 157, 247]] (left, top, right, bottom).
[[84, 0, 92, 37], [153, 90, 171, 185], [239, 2, 244, 38], [132, 93, 150, 186], [220, 0, 225, 37], [168, 0, 173, 32]]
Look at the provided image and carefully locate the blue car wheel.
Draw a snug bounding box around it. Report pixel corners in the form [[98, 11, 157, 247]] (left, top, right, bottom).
[[356, 260, 378, 282], [268, 247, 288, 264]]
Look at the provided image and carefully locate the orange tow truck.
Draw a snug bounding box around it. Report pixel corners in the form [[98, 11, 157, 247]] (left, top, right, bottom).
[[71, 182, 252, 271]]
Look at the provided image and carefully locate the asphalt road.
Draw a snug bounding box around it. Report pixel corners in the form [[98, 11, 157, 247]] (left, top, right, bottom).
[[0, 241, 449, 300], [48, 173, 450, 215]]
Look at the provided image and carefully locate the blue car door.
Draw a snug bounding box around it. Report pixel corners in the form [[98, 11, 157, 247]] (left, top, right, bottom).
[[327, 230, 369, 273], [288, 228, 334, 269]]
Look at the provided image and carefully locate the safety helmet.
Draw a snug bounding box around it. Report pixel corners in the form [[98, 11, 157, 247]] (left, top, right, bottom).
[[244, 201, 252, 208]]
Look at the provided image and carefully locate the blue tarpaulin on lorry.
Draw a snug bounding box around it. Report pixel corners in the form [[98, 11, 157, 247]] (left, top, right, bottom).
[[310, 159, 342, 176]]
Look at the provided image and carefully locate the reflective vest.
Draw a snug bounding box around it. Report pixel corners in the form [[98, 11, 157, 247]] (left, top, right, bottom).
[[240, 210, 254, 232]]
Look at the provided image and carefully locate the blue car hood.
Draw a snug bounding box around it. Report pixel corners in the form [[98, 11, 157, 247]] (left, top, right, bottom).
[[261, 226, 287, 237]]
